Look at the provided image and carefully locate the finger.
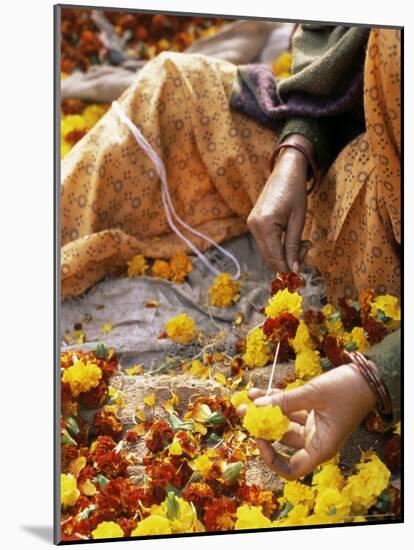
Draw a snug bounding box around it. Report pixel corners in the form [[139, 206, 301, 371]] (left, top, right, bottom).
[[254, 385, 315, 415], [299, 240, 313, 264], [288, 410, 309, 425], [247, 388, 267, 400], [285, 210, 306, 273], [236, 404, 247, 417], [256, 439, 294, 479], [266, 224, 289, 273], [279, 422, 306, 449]]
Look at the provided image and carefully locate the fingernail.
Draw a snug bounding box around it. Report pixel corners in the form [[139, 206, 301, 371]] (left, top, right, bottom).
[[293, 261, 299, 274]]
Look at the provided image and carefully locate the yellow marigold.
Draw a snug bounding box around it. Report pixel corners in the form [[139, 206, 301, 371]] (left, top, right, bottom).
[[208, 272, 241, 308], [343, 453, 390, 514], [243, 327, 272, 368], [322, 304, 345, 338], [151, 495, 201, 533], [283, 481, 315, 509], [169, 253, 192, 283], [394, 421, 401, 435], [312, 464, 345, 492], [127, 254, 148, 277], [82, 104, 108, 128], [169, 440, 183, 456], [295, 349, 322, 380], [243, 403, 289, 441], [265, 288, 302, 319], [235, 504, 272, 530], [188, 359, 210, 379], [92, 521, 124, 539], [371, 294, 401, 321], [284, 379, 305, 391], [151, 259, 171, 279], [273, 503, 310, 527], [314, 488, 351, 520], [190, 454, 213, 479], [62, 360, 102, 397], [290, 320, 314, 354], [165, 313, 197, 345], [131, 515, 172, 536], [231, 390, 252, 408], [61, 473, 80, 509], [350, 326, 369, 352]]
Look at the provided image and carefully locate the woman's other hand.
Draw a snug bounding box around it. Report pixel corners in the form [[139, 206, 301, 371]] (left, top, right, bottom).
[[247, 133, 314, 273], [237, 364, 378, 480]]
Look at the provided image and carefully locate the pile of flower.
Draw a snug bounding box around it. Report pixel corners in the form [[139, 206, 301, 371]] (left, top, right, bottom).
[[127, 252, 193, 284], [61, 8, 235, 75], [61, 100, 109, 158], [60, 272, 401, 540]]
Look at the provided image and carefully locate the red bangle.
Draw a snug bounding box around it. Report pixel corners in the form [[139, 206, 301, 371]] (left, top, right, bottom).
[[269, 142, 319, 195], [344, 350, 393, 421]]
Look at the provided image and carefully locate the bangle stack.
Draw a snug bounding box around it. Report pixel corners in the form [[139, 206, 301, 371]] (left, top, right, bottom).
[[344, 350, 393, 422], [269, 141, 319, 194]]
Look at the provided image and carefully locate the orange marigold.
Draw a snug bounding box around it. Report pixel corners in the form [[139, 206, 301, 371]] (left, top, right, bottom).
[[169, 253, 192, 283], [151, 259, 171, 280]]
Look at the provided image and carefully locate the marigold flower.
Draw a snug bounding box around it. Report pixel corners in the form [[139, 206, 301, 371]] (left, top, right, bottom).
[[150, 495, 202, 533], [274, 503, 310, 527], [62, 360, 102, 397], [270, 272, 304, 295], [265, 288, 303, 319], [314, 488, 351, 520], [282, 481, 315, 509], [208, 273, 240, 308], [203, 497, 237, 531], [394, 421, 401, 436], [235, 504, 272, 529], [92, 521, 124, 539], [263, 313, 299, 342], [182, 483, 215, 509], [127, 254, 148, 277], [131, 515, 172, 536], [145, 419, 174, 453], [284, 379, 305, 391], [242, 327, 272, 368], [272, 52, 292, 78], [243, 403, 289, 441], [237, 485, 278, 517], [165, 313, 197, 345], [231, 390, 252, 408], [61, 473, 80, 509], [371, 295, 401, 321], [151, 259, 171, 279], [343, 453, 390, 514], [187, 359, 210, 379], [290, 320, 315, 354], [190, 454, 213, 479], [295, 349, 322, 380], [312, 464, 345, 492], [93, 410, 123, 440], [169, 253, 192, 283], [349, 326, 369, 352], [363, 317, 387, 344]]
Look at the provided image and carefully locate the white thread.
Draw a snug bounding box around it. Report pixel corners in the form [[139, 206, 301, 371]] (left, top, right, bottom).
[[112, 100, 241, 280], [267, 340, 281, 396]]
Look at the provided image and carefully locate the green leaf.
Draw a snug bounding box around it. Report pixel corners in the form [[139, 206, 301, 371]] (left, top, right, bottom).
[[328, 311, 342, 323], [207, 432, 222, 444], [65, 416, 80, 435], [328, 506, 337, 516], [91, 474, 109, 489], [61, 429, 77, 446], [345, 341, 358, 352], [166, 492, 180, 520], [168, 414, 194, 432], [278, 502, 293, 519], [95, 343, 108, 359], [222, 461, 243, 483], [206, 412, 225, 425], [321, 357, 332, 370]]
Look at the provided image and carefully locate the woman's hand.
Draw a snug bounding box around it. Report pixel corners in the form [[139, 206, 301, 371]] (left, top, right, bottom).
[[247, 134, 314, 273], [237, 364, 378, 480]]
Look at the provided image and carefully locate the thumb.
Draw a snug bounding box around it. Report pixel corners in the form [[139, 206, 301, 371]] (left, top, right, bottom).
[[285, 210, 306, 273], [255, 385, 314, 415]]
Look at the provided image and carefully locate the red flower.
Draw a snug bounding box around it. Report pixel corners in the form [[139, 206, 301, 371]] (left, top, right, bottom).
[[338, 298, 361, 330], [271, 272, 304, 295], [359, 288, 375, 322], [263, 313, 299, 342], [322, 335, 345, 366], [61, 444, 80, 472], [384, 434, 401, 474], [118, 517, 138, 537], [126, 430, 139, 443], [363, 317, 387, 344], [93, 411, 123, 440], [78, 379, 107, 409], [237, 484, 278, 517], [230, 357, 244, 376], [203, 497, 237, 531], [304, 309, 325, 341], [90, 436, 130, 478], [145, 419, 174, 453], [182, 482, 215, 509]]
